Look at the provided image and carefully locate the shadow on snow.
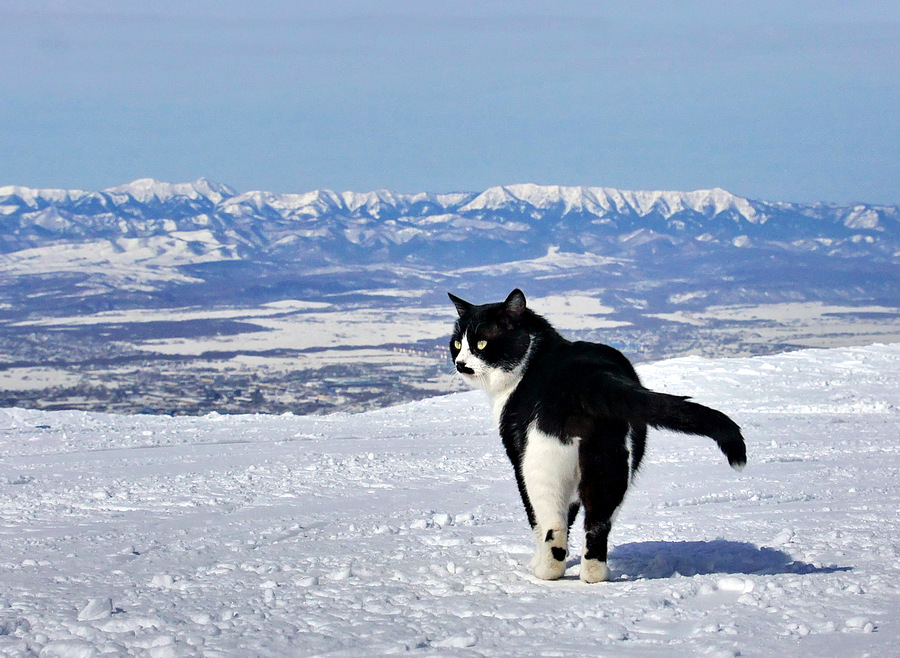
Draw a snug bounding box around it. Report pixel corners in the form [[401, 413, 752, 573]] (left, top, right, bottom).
[[607, 539, 851, 580]]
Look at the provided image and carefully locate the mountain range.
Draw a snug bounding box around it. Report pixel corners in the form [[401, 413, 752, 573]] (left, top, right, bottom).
[[2, 179, 898, 270]]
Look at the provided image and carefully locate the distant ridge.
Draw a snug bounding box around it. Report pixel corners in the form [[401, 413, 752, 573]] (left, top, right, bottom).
[[1, 179, 898, 267]]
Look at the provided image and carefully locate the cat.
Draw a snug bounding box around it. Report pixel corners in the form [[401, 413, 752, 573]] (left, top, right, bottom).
[[448, 289, 746, 583]]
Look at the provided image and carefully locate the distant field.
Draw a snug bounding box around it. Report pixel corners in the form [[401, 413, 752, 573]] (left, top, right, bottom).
[[2, 291, 898, 415]]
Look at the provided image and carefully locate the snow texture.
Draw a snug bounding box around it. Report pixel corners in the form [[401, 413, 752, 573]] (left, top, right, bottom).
[[1, 344, 898, 656]]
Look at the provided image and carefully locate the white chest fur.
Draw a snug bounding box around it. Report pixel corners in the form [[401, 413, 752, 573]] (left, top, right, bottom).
[[455, 334, 532, 426], [488, 368, 524, 426], [485, 339, 532, 425]]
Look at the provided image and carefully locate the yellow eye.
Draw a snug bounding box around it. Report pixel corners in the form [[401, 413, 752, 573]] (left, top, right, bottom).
[[476, 340, 487, 350], [453, 340, 462, 350]]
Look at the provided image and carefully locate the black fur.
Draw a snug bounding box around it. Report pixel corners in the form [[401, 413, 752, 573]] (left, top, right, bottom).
[[449, 289, 747, 581]]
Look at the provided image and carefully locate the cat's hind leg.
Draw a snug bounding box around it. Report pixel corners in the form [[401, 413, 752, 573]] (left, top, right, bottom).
[[521, 425, 580, 580], [578, 424, 631, 583]]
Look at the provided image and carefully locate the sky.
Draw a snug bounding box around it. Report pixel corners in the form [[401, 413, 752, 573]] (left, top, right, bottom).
[[2, 0, 899, 204]]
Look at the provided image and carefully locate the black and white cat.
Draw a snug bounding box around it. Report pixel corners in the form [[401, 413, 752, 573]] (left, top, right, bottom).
[[448, 289, 746, 583]]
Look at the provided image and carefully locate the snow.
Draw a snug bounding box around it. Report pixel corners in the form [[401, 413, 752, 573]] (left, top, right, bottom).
[[0, 231, 238, 289], [0, 185, 85, 208], [11, 301, 333, 329], [1, 344, 899, 656], [456, 183, 761, 222], [843, 207, 882, 230], [131, 304, 453, 357], [523, 294, 626, 331], [451, 246, 624, 278], [103, 179, 235, 205]]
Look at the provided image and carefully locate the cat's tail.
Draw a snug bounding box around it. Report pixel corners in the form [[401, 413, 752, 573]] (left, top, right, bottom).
[[645, 392, 746, 470], [610, 381, 747, 470]]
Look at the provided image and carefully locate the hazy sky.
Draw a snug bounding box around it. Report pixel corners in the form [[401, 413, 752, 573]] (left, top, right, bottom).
[[2, 1, 899, 203]]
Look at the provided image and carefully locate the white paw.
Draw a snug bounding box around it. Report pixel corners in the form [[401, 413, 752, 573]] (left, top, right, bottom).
[[533, 555, 566, 580], [580, 558, 610, 583], [530, 526, 568, 579]]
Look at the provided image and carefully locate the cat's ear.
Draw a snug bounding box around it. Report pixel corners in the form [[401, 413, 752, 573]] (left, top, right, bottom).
[[504, 289, 526, 318], [448, 292, 473, 317]]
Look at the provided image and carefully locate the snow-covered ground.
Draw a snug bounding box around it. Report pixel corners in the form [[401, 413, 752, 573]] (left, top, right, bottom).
[[1, 344, 898, 657]]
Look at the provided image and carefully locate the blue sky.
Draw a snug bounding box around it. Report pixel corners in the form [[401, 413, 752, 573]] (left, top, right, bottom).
[[2, 0, 898, 203]]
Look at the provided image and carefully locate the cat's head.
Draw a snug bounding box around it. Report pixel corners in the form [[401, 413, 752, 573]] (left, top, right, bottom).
[[447, 289, 534, 391]]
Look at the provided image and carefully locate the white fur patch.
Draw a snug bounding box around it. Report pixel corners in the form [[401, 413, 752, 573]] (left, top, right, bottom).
[[454, 334, 474, 370], [521, 423, 581, 580], [454, 335, 532, 425]]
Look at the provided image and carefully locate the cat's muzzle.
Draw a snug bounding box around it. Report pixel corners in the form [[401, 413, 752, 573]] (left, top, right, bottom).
[[455, 362, 475, 375]]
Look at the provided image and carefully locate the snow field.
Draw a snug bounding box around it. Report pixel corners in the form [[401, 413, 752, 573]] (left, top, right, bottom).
[[0, 344, 898, 656]]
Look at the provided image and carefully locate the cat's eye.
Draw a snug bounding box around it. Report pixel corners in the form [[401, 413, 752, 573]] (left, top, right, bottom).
[[453, 340, 462, 350], [476, 340, 488, 351]]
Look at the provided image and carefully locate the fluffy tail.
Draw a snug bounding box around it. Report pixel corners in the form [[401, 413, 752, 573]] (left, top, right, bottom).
[[606, 381, 746, 470], [646, 392, 746, 470]]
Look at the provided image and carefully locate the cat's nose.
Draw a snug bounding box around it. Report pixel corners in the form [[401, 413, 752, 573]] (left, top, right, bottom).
[[456, 361, 475, 375]]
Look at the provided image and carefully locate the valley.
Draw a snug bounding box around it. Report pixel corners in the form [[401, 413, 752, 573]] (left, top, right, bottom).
[[2, 283, 898, 416]]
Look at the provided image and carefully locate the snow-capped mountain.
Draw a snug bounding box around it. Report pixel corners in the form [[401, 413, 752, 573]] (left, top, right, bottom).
[[1, 179, 898, 268]]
